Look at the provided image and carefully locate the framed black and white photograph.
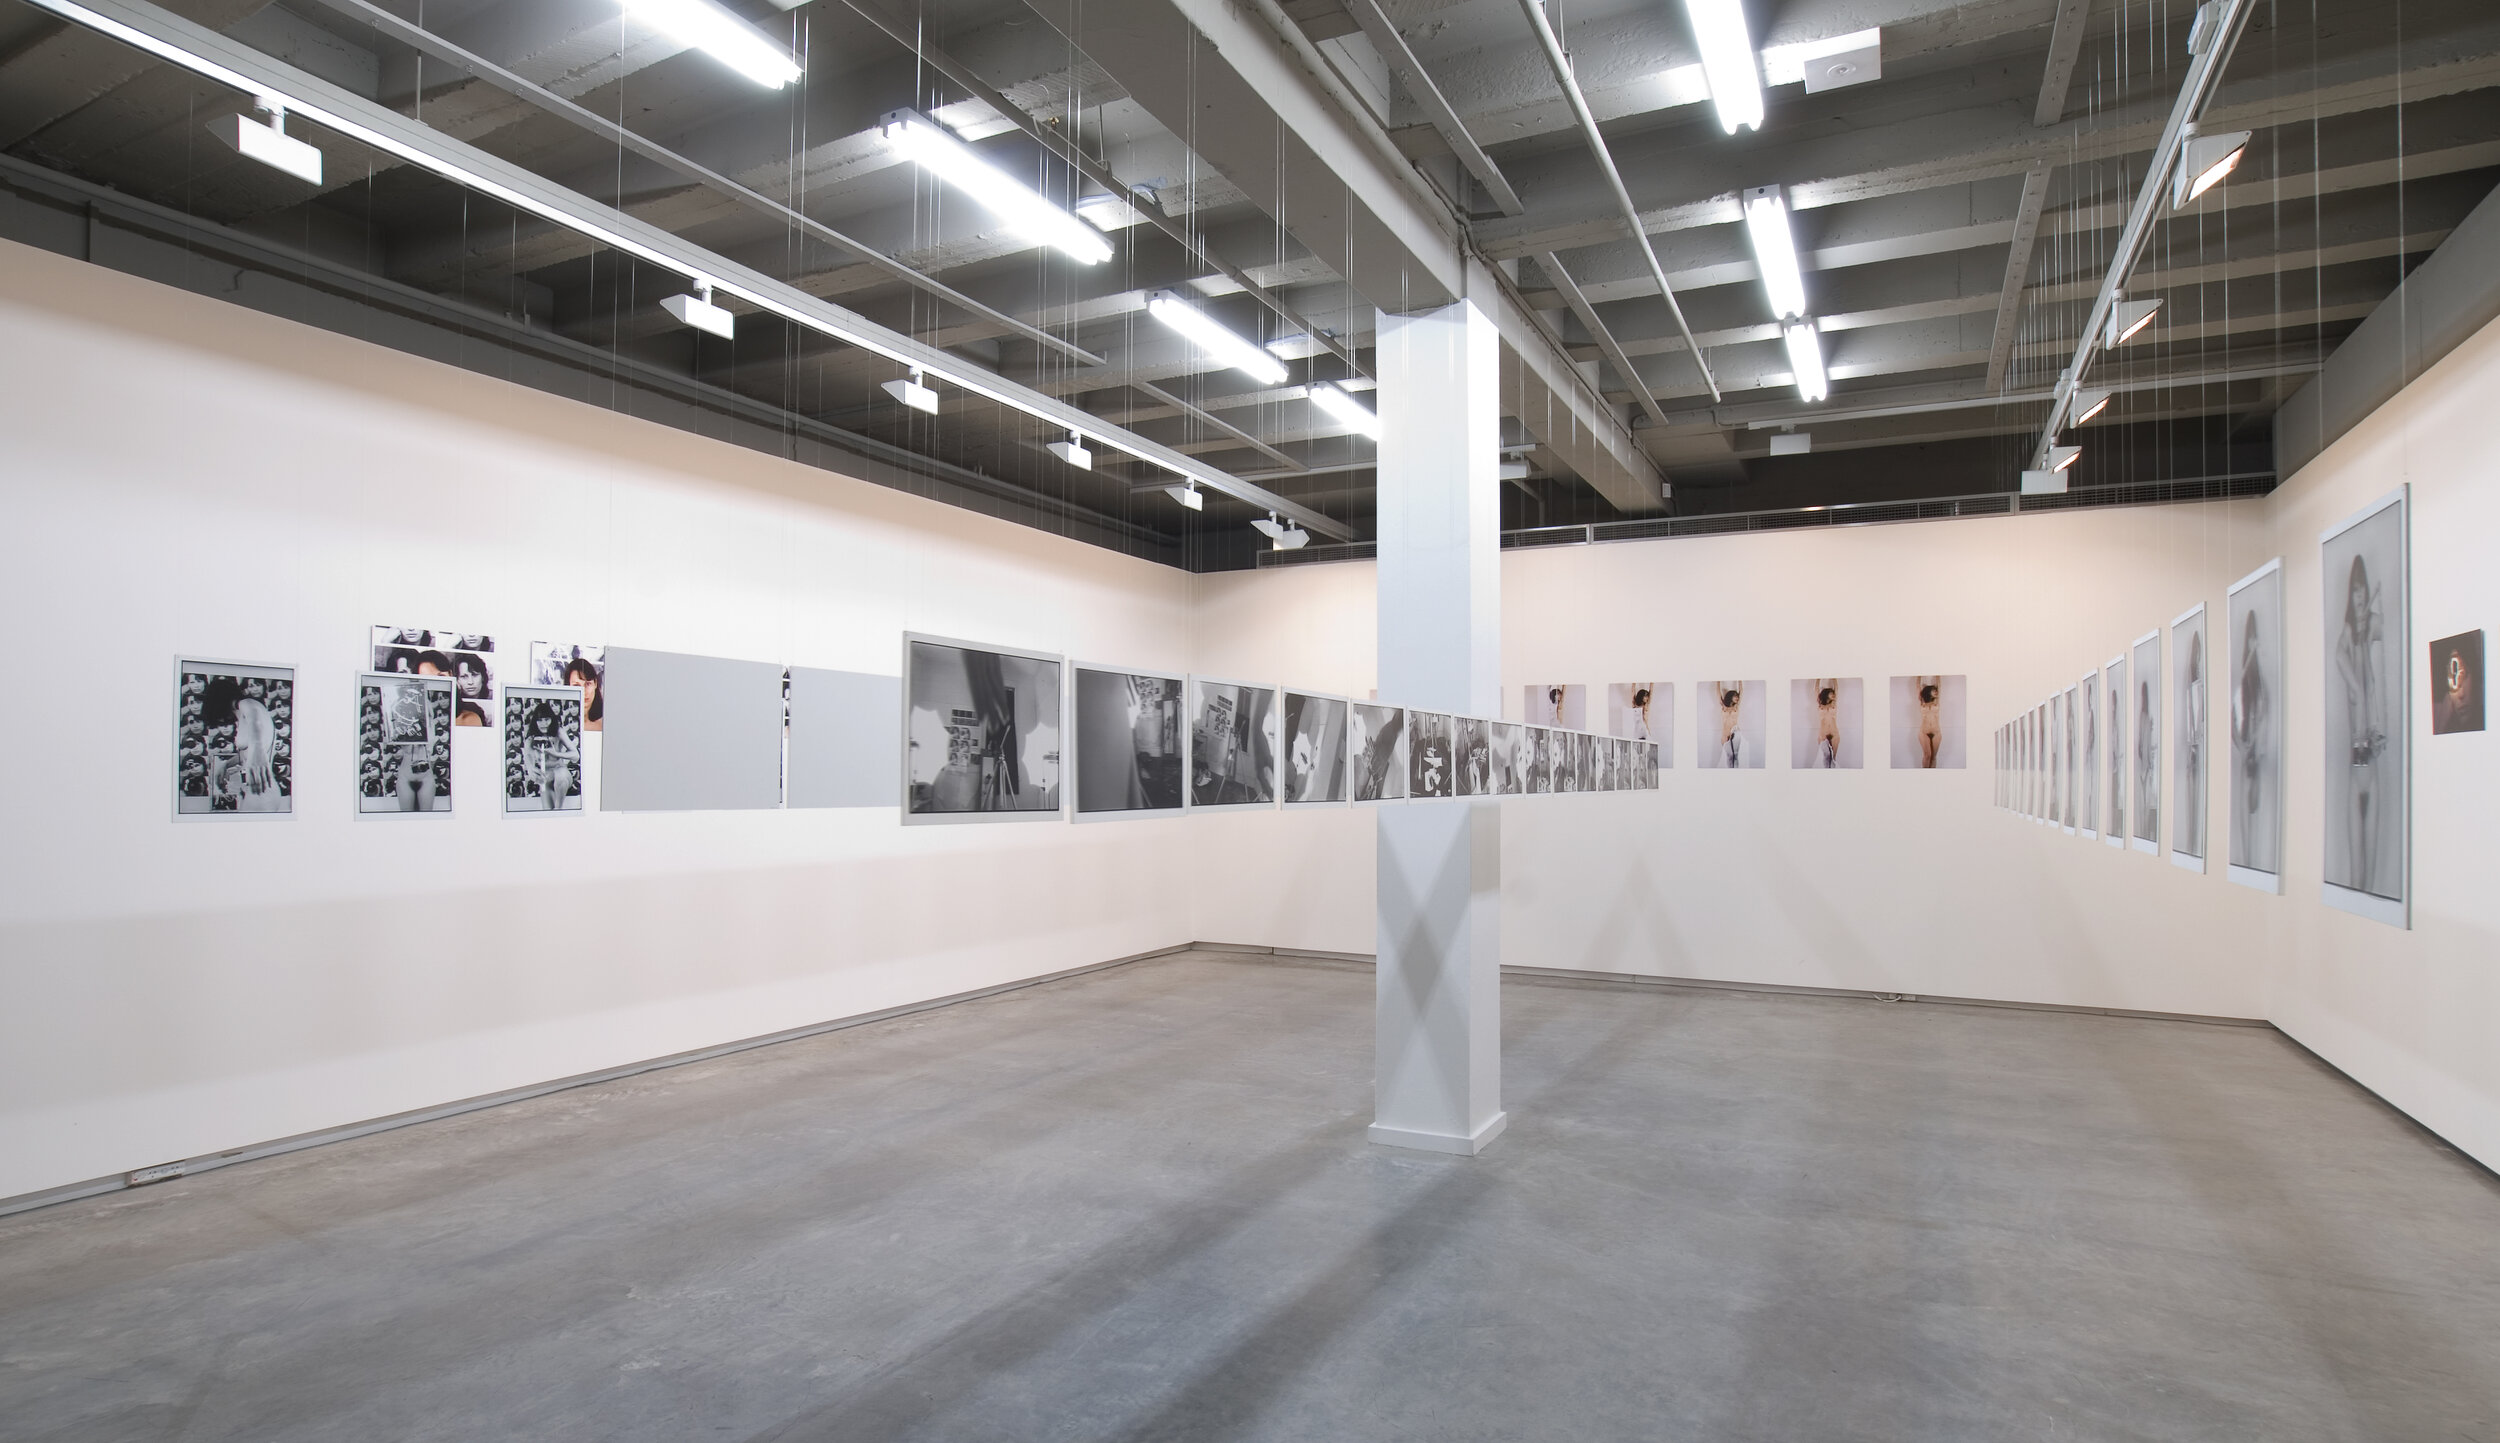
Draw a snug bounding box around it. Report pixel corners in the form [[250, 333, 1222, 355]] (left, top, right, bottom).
[[1187, 676, 1279, 810], [1574, 733, 1598, 792], [1283, 690, 1350, 805], [1646, 741, 1662, 788], [905, 635, 1064, 822], [2321, 489, 2409, 926], [2429, 629, 2483, 735], [2078, 672, 2101, 840], [2048, 693, 2065, 828], [1887, 675, 1965, 769], [174, 659, 294, 818], [528, 642, 605, 732], [1698, 680, 1766, 769], [1489, 721, 1526, 794], [1523, 727, 1553, 794], [1608, 683, 1668, 746], [502, 684, 584, 815], [2225, 561, 2284, 887], [1453, 717, 1493, 797], [357, 671, 453, 816], [1407, 711, 1456, 799], [374, 626, 496, 728], [1524, 684, 1586, 730], [1072, 665, 1185, 820], [1789, 677, 1863, 769], [2171, 604, 2211, 871], [2103, 658, 2128, 847], [2131, 631, 2163, 854], [1349, 702, 1407, 803], [2059, 686, 2079, 831]]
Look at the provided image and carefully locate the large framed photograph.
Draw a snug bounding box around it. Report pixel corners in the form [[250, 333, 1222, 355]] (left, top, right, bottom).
[[1608, 682, 1668, 746], [1698, 680, 1766, 769], [2062, 685, 2081, 832], [905, 635, 1064, 822], [1348, 702, 1407, 803], [2078, 671, 2101, 840], [1489, 721, 1527, 794], [357, 671, 454, 816], [1524, 684, 1586, 729], [2048, 693, 2065, 828], [2130, 631, 2162, 854], [2103, 657, 2128, 847], [1790, 677, 1864, 770], [2321, 489, 2409, 926], [373, 626, 496, 728], [2171, 604, 2211, 871], [1187, 676, 1279, 810], [1282, 690, 1351, 805], [1888, 675, 1965, 769], [2225, 561, 2285, 887], [174, 658, 294, 818], [1072, 664, 1185, 820], [502, 684, 585, 815], [1407, 710, 1456, 799]]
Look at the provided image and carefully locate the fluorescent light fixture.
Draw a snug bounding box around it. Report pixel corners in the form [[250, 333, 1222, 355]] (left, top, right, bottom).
[[622, 0, 802, 88], [2070, 387, 2113, 426], [206, 104, 321, 184], [1146, 291, 1289, 386], [1164, 483, 1205, 511], [2048, 444, 2082, 472], [1742, 186, 1806, 321], [1252, 514, 1309, 550], [660, 282, 734, 339], [2020, 468, 2068, 495], [2106, 297, 2162, 347], [882, 369, 940, 414], [1782, 319, 1829, 403], [1046, 431, 1093, 470], [879, 109, 1112, 265], [2174, 128, 2251, 208], [1680, 0, 1764, 133], [1306, 381, 1381, 439]]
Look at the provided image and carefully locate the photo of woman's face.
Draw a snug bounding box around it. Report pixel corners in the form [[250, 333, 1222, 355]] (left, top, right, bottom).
[[456, 660, 487, 697]]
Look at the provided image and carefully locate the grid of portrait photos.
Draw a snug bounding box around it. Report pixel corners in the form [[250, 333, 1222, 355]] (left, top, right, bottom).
[[502, 684, 586, 814], [358, 671, 454, 815], [528, 642, 605, 733], [175, 660, 295, 816], [372, 626, 497, 728]]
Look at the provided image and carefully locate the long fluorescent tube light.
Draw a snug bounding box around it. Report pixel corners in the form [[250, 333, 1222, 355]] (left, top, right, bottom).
[[1146, 291, 1289, 386], [1742, 185, 1806, 321], [1681, 0, 1764, 133], [622, 0, 801, 88], [879, 109, 1112, 266], [2174, 128, 2251, 208], [1782, 319, 1829, 403], [206, 105, 321, 184], [2106, 298, 2162, 347], [1306, 381, 1381, 439]]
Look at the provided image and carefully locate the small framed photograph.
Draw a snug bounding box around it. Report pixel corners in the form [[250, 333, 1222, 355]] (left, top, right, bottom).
[[904, 635, 1065, 823], [1282, 690, 1352, 805], [503, 684, 585, 815], [1187, 676, 1280, 810], [357, 671, 454, 816], [174, 658, 295, 818], [1407, 710, 1456, 799], [2429, 629, 2483, 735], [1349, 702, 1407, 803], [1071, 664, 1185, 820]]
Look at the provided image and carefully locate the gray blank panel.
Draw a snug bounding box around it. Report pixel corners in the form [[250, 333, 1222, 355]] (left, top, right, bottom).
[[601, 647, 787, 811], [788, 668, 900, 809]]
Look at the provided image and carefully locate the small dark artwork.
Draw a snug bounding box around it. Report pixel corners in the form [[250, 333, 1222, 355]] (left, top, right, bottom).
[[2430, 630, 2484, 735]]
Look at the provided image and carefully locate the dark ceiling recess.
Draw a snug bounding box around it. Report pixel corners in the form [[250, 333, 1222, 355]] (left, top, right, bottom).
[[0, 0, 2492, 570]]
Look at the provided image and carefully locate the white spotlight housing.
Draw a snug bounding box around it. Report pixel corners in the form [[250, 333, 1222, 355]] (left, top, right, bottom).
[[2106, 297, 2162, 348], [1742, 186, 1807, 322], [206, 103, 321, 185], [1252, 514, 1309, 550], [1680, 0, 1765, 134], [2070, 387, 2113, 426], [882, 369, 940, 414], [2174, 128, 2252, 208], [1046, 431, 1094, 470], [1146, 291, 1289, 386], [1782, 319, 1829, 403], [660, 282, 735, 339], [2020, 468, 2068, 495], [622, 0, 803, 88], [1164, 483, 1205, 511], [879, 109, 1113, 265], [2048, 444, 2082, 472], [1306, 381, 1381, 439]]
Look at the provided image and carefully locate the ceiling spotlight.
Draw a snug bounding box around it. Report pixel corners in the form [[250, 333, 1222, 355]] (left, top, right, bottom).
[[2174, 127, 2252, 208], [1742, 186, 1807, 322], [879, 109, 1113, 265], [660, 280, 735, 339], [2048, 444, 2082, 472], [1782, 319, 1829, 403], [1146, 291, 1289, 386], [1252, 514, 1309, 550], [1164, 482, 1205, 511], [2070, 387, 2113, 426], [1681, 0, 1765, 134], [2020, 468, 2068, 495], [1306, 381, 1381, 439], [622, 0, 803, 88], [1046, 431, 1094, 470], [2105, 297, 2162, 348], [882, 368, 940, 414], [206, 100, 322, 185]]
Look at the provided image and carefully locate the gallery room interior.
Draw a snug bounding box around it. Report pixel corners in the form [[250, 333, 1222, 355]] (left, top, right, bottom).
[[1, 0, 2497, 1434]]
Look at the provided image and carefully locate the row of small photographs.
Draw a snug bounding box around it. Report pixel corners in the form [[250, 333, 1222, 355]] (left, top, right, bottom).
[[1520, 678, 1971, 770], [365, 627, 607, 732], [175, 655, 595, 819], [905, 638, 1660, 823]]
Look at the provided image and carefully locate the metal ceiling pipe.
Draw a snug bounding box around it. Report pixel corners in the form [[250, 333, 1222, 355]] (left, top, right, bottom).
[[1512, 0, 1722, 403]]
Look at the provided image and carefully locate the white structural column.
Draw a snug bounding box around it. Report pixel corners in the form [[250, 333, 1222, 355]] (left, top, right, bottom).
[[1371, 295, 1506, 1156]]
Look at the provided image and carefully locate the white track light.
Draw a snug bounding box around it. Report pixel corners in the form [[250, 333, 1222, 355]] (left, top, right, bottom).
[[1742, 185, 1806, 321], [880, 109, 1113, 265], [2020, 468, 2068, 495], [882, 368, 940, 414], [2106, 297, 2162, 348], [2070, 387, 2113, 426], [2174, 128, 2251, 208], [206, 102, 321, 184], [1165, 483, 1205, 511], [660, 281, 735, 338], [1146, 291, 1289, 386], [622, 0, 802, 88], [2048, 444, 2082, 472], [1782, 319, 1829, 403], [1047, 431, 1093, 470], [1306, 381, 1381, 439], [1681, 0, 1765, 133], [1252, 514, 1309, 550]]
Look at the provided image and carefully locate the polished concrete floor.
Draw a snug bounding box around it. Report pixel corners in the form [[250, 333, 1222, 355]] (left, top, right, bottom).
[[4, 953, 2498, 1442]]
